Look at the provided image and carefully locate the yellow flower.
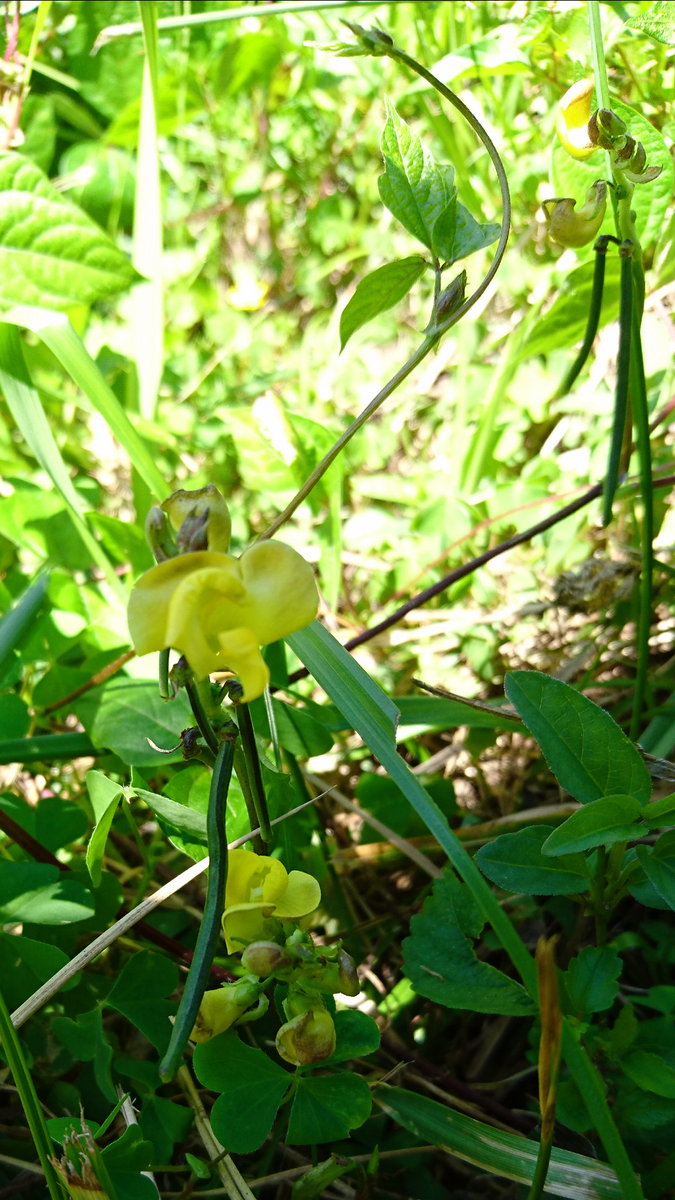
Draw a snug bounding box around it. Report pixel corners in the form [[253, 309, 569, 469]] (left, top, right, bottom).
[[276, 1006, 336, 1066], [190, 984, 254, 1043], [222, 847, 321, 953], [543, 181, 607, 249], [127, 541, 318, 702], [555, 80, 597, 161]]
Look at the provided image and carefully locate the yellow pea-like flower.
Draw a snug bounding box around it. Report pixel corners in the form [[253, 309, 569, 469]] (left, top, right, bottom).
[[190, 983, 255, 1043], [555, 80, 597, 161], [222, 847, 321, 952], [543, 181, 607, 249], [127, 540, 318, 702]]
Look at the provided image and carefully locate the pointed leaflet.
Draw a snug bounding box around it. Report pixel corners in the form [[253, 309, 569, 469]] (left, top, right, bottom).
[[403, 871, 534, 1015], [542, 795, 643, 856], [0, 152, 139, 309], [86, 770, 124, 888], [476, 827, 590, 895], [378, 100, 456, 256], [505, 671, 651, 805], [340, 256, 427, 350]]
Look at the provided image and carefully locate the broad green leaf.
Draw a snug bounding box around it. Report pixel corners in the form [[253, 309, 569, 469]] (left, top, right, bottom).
[[106, 950, 178, 1054], [287, 1073, 372, 1145], [505, 672, 651, 806], [640, 793, 675, 828], [551, 101, 673, 252], [563, 947, 622, 1017], [621, 1051, 675, 1099], [626, 2, 675, 45], [339, 256, 426, 350], [0, 861, 94, 924], [518, 256, 621, 363], [85, 770, 124, 888], [76, 678, 194, 767], [0, 932, 69, 984], [373, 1085, 623, 1199], [193, 1031, 290, 1155], [138, 1095, 195, 1166], [636, 834, 675, 910], [437, 198, 500, 268], [403, 871, 535, 1015], [0, 152, 138, 309], [133, 786, 207, 842], [476, 827, 590, 895], [0, 793, 88, 852], [323, 1009, 381, 1066], [101, 1125, 154, 1172], [378, 100, 456, 255], [52, 1008, 115, 1102], [542, 795, 642, 856]]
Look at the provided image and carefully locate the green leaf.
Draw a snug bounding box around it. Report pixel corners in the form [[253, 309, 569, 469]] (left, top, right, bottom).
[[76, 679, 194, 767], [324, 1009, 381, 1066], [133, 786, 207, 842], [0, 933, 69, 985], [47, 1116, 101, 1143], [476, 827, 590, 895], [52, 1008, 115, 1102], [504, 672, 651, 806], [621, 1051, 675, 1099], [106, 950, 178, 1054], [138, 1095, 195, 1166], [640, 793, 675, 828], [551, 101, 673, 252], [292, 1155, 354, 1200], [0, 794, 88, 853], [193, 1031, 290, 1155], [0, 862, 95, 924], [404, 871, 535, 1014], [396, 695, 521, 735], [287, 1073, 372, 1145], [635, 834, 675, 910], [626, 3, 675, 45], [0, 574, 49, 678], [250, 695, 334, 759], [435, 197, 500, 268], [85, 770, 124, 888], [0, 693, 30, 740], [339, 257, 427, 350], [563, 946, 622, 1017], [518, 256, 621, 363], [0, 152, 139, 309], [542, 796, 642, 856], [378, 100, 456, 255], [373, 1085, 623, 1199], [101, 1125, 154, 1172]]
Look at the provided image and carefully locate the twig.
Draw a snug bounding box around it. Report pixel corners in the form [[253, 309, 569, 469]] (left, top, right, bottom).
[[41, 650, 136, 715], [176, 1067, 255, 1200]]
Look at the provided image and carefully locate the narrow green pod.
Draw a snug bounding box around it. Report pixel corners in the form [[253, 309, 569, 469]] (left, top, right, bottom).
[[602, 241, 634, 527]]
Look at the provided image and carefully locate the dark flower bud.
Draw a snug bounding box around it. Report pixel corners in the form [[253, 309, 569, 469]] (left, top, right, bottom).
[[338, 948, 360, 997], [596, 107, 627, 139], [615, 135, 636, 163], [436, 270, 468, 323], [145, 506, 177, 562], [276, 1006, 336, 1065]]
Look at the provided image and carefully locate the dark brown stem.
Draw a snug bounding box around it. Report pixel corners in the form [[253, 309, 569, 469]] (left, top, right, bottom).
[[40, 650, 136, 714]]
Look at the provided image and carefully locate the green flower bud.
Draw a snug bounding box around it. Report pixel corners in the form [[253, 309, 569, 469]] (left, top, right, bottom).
[[145, 506, 177, 562], [276, 1006, 336, 1066], [161, 484, 232, 554], [241, 940, 290, 977], [435, 270, 467, 323], [596, 107, 627, 139], [543, 181, 607, 249], [615, 135, 636, 163], [338, 948, 361, 996]]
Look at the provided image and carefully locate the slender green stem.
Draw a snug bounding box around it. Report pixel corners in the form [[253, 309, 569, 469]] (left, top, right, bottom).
[[185, 679, 220, 756], [159, 737, 234, 1081], [0, 986, 66, 1200], [629, 298, 654, 741], [591, 846, 608, 946], [233, 746, 266, 855], [555, 237, 609, 402], [158, 647, 171, 700], [237, 704, 272, 843], [587, 1, 611, 110], [526, 1133, 554, 1200], [264, 687, 283, 773], [603, 241, 633, 526]]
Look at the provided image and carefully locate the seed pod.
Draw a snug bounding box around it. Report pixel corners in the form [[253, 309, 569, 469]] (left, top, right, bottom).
[[338, 948, 360, 997], [242, 940, 290, 977], [276, 1006, 336, 1065]]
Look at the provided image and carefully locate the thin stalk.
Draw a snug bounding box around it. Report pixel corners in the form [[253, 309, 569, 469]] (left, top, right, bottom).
[[158, 648, 171, 700], [629, 299, 654, 740], [0, 986, 66, 1200], [185, 679, 220, 756], [526, 1134, 554, 1200], [587, 1, 611, 110], [555, 236, 609, 402], [237, 704, 272, 843], [96, 2, 381, 45], [159, 738, 234, 1081], [264, 686, 283, 773], [233, 746, 266, 855], [603, 241, 633, 525]]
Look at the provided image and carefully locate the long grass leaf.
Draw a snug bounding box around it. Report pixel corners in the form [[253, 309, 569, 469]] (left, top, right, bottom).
[[133, 0, 163, 421]]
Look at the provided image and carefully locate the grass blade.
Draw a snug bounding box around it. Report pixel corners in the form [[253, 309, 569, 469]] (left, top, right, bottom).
[[133, 0, 163, 421]]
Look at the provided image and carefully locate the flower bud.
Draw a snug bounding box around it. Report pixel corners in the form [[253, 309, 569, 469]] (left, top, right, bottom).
[[190, 981, 260, 1043], [435, 270, 467, 323], [161, 484, 231, 554], [615, 134, 636, 163], [145, 506, 177, 562], [276, 1006, 336, 1066], [241, 940, 290, 977], [543, 181, 607, 249], [338, 948, 360, 997], [629, 141, 646, 175], [555, 80, 597, 160], [595, 107, 627, 140], [587, 110, 613, 151]]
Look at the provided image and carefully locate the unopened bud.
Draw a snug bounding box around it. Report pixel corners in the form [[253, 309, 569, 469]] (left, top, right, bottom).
[[435, 270, 467, 323], [190, 980, 261, 1043], [629, 141, 646, 175], [145, 506, 177, 562], [615, 135, 636, 163], [176, 507, 210, 553], [544, 180, 607, 249], [276, 1006, 336, 1065], [596, 106, 627, 140], [161, 484, 231, 554], [338, 948, 360, 996], [343, 22, 394, 56], [242, 940, 290, 977]]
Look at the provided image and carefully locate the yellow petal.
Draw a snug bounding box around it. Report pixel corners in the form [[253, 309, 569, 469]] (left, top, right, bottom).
[[127, 553, 222, 656], [190, 986, 248, 1042], [222, 902, 269, 953], [273, 869, 321, 920], [235, 542, 319, 645], [555, 79, 596, 161], [165, 560, 244, 679], [217, 627, 270, 702], [225, 848, 288, 909]]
